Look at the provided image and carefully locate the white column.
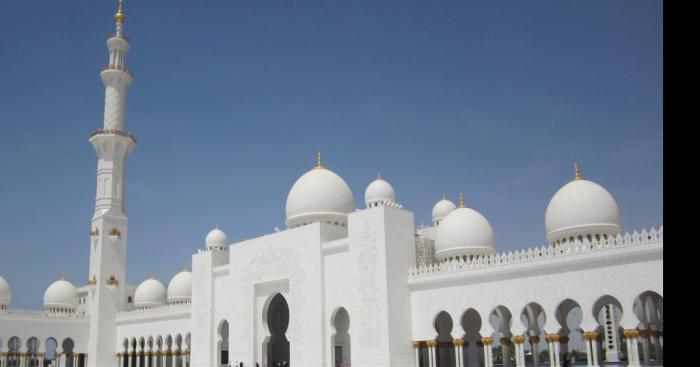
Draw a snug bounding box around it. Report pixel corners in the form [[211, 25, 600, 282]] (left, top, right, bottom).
[[583, 332, 600, 367], [482, 338, 493, 367], [545, 334, 560, 367], [413, 342, 421, 367], [136, 350, 141, 367], [427, 341, 436, 367], [651, 331, 662, 363], [623, 330, 641, 367], [161, 351, 166, 367], [500, 338, 512, 367], [513, 337, 525, 367], [453, 340, 463, 367]]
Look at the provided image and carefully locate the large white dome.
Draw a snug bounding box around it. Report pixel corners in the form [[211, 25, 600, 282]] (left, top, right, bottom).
[[364, 177, 395, 207], [432, 197, 457, 225], [134, 277, 167, 309], [434, 206, 496, 260], [167, 268, 192, 304], [205, 227, 229, 251], [545, 176, 621, 244], [0, 276, 11, 307], [43, 277, 78, 310], [285, 161, 355, 228]]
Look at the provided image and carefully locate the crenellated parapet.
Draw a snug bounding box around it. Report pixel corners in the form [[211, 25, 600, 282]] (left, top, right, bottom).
[[409, 226, 662, 279], [116, 302, 191, 321], [0, 308, 89, 320]]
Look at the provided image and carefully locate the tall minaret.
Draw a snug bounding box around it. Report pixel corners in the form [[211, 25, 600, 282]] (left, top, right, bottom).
[[86, 1, 135, 366]]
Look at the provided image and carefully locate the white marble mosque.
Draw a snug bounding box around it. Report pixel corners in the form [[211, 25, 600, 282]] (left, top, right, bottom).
[[0, 3, 663, 367]]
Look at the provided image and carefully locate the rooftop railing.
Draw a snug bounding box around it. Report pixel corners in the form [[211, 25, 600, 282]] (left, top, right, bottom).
[[409, 226, 663, 279]]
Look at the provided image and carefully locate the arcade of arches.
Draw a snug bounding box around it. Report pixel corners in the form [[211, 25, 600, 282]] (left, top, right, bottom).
[[413, 291, 662, 367]]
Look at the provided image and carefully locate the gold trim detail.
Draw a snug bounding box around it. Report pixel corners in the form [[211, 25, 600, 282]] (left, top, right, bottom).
[[623, 329, 640, 339], [529, 336, 540, 344], [109, 227, 122, 237], [583, 332, 599, 341], [412, 341, 421, 348], [500, 337, 512, 346], [315, 150, 324, 169], [114, 0, 125, 24], [574, 162, 582, 180], [481, 337, 494, 346], [513, 335, 526, 344], [453, 339, 465, 347], [545, 334, 561, 343]]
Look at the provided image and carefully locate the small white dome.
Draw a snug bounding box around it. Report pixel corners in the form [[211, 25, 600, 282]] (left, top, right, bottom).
[[434, 206, 496, 260], [205, 227, 229, 250], [167, 268, 192, 304], [134, 277, 167, 308], [0, 276, 11, 307], [285, 158, 355, 228], [43, 277, 78, 310], [545, 175, 621, 244], [432, 198, 457, 225], [364, 176, 396, 207]]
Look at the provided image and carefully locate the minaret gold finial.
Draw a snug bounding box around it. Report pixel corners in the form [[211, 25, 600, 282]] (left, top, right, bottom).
[[574, 162, 582, 180], [60, 272, 65, 281], [315, 150, 324, 169], [459, 193, 465, 208], [114, 0, 125, 24], [184, 263, 190, 272]]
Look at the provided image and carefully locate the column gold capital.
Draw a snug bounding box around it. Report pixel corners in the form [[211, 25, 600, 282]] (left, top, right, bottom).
[[583, 331, 599, 341], [412, 341, 421, 348], [623, 329, 640, 339], [545, 334, 561, 342], [500, 337, 512, 346], [513, 335, 526, 344], [453, 339, 465, 347], [481, 337, 494, 346]]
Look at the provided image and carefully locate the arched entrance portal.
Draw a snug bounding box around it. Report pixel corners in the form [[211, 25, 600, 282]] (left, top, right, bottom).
[[331, 307, 351, 367], [264, 293, 290, 367]]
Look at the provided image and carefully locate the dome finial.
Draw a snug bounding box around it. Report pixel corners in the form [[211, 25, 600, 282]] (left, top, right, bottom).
[[459, 193, 465, 208], [442, 193, 447, 200], [114, 0, 125, 24], [149, 272, 155, 280], [376, 172, 381, 180], [315, 150, 324, 169], [60, 272, 65, 281], [574, 162, 582, 180], [184, 263, 190, 272]]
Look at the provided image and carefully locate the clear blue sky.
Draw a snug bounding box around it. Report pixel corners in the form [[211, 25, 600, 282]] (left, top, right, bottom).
[[0, 0, 662, 309]]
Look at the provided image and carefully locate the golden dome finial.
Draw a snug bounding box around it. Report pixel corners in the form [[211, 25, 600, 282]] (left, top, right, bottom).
[[149, 272, 155, 280], [442, 193, 447, 200], [114, 0, 125, 24], [184, 263, 190, 272], [574, 162, 582, 180], [315, 150, 324, 169], [376, 172, 381, 180], [60, 272, 65, 281], [459, 193, 465, 208]]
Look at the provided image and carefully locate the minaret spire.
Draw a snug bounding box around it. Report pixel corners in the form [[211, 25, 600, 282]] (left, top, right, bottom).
[[315, 150, 324, 169], [574, 162, 582, 180]]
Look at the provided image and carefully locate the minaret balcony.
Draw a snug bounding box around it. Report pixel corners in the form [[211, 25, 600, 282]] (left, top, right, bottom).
[[101, 65, 133, 77], [107, 33, 130, 43], [90, 128, 138, 144]]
